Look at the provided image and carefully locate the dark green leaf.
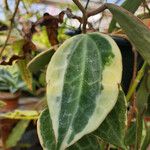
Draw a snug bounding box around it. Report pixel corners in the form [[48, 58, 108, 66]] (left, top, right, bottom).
[[141, 125, 150, 150], [136, 74, 150, 114], [124, 121, 149, 148], [108, 0, 143, 32], [106, 3, 150, 65], [94, 90, 127, 149], [5, 120, 30, 148], [124, 122, 136, 146]]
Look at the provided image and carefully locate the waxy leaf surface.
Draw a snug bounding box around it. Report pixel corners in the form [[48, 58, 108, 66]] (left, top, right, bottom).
[[46, 32, 122, 149], [37, 108, 101, 150], [94, 90, 127, 149]]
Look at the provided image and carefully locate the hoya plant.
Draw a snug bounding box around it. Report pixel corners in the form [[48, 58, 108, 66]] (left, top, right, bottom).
[[0, 0, 150, 150], [33, 1, 150, 150]]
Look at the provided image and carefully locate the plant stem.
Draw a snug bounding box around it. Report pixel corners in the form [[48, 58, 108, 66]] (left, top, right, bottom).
[[126, 62, 147, 102], [72, 0, 87, 33], [87, 4, 107, 17], [3, 0, 9, 10], [0, 0, 20, 57]]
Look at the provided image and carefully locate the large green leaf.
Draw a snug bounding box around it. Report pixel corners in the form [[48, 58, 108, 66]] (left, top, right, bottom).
[[37, 108, 56, 150], [94, 90, 127, 149], [12, 39, 25, 54], [106, 3, 150, 65], [27, 48, 55, 73], [37, 108, 101, 150], [124, 121, 149, 148], [108, 0, 143, 32], [46, 32, 122, 149], [121, 0, 143, 12]]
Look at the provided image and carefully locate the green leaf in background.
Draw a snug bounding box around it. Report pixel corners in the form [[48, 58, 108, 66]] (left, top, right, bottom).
[[27, 48, 55, 73], [94, 90, 127, 149], [17, 59, 33, 91], [39, 71, 46, 86], [37, 108, 101, 150], [5, 120, 30, 148], [106, 3, 150, 65], [141, 124, 150, 150], [135, 70, 150, 149], [124, 121, 149, 148], [32, 26, 51, 48], [108, 0, 143, 32], [124, 122, 136, 146], [12, 39, 25, 54], [0, 109, 39, 120], [136, 73, 150, 114], [46, 32, 122, 149]]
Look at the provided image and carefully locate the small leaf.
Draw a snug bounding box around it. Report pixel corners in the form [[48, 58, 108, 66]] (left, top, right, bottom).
[[145, 96, 150, 116], [5, 120, 30, 148], [106, 3, 150, 65], [37, 108, 56, 150], [37, 108, 101, 150], [141, 125, 150, 150], [108, 0, 143, 32], [27, 48, 55, 73], [94, 90, 127, 149]]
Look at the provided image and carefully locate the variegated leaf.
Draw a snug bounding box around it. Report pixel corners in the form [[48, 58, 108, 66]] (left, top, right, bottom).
[[136, 74, 150, 114], [27, 48, 55, 73], [37, 108, 101, 150], [37, 108, 56, 150], [94, 90, 127, 149], [46, 32, 122, 149]]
